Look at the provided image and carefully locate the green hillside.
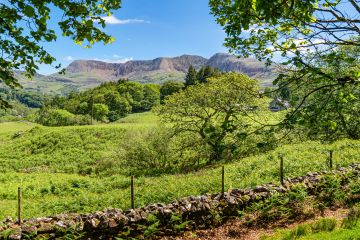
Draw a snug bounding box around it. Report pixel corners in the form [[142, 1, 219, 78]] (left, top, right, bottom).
[[14, 72, 81, 95], [0, 112, 360, 220], [15, 70, 186, 95]]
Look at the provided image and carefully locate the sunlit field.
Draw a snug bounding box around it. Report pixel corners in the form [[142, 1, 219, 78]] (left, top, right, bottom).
[[0, 112, 360, 219]]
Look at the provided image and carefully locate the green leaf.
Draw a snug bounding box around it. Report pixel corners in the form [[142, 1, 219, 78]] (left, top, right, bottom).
[[23, 5, 35, 17]]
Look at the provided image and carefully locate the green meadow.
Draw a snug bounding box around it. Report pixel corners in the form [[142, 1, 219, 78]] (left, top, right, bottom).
[[0, 112, 360, 219]]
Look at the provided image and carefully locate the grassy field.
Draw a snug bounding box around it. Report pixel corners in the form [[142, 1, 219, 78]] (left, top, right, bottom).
[[0, 112, 360, 220], [261, 216, 360, 240]]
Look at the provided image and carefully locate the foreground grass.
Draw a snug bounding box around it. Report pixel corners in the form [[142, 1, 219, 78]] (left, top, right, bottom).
[[301, 227, 360, 240], [0, 113, 360, 219], [261, 217, 360, 240]]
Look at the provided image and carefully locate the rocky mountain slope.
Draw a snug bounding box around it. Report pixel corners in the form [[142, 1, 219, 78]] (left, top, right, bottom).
[[207, 53, 274, 80], [14, 53, 276, 94], [66, 55, 207, 77], [63, 53, 274, 83]]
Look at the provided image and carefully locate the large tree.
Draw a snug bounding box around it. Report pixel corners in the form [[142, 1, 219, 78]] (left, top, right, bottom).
[[0, 0, 121, 107], [209, 0, 360, 125], [157, 72, 266, 162]]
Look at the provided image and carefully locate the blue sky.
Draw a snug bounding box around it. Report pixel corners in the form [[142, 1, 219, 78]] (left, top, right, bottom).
[[40, 0, 227, 74]]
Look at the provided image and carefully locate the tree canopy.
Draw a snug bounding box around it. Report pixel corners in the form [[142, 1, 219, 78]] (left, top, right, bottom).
[[209, 0, 360, 64], [283, 44, 360, 141], [209, 0, 360, 130], [0, 0, 121, 106], [159, 80, 184, 102], [157, 72, 266, 162], [47, 80, 160, 123], [185, 65, 198, 86], [184, 65, 221, 87]]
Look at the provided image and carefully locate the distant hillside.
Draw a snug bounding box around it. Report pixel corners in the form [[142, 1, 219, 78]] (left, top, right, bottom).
[[12, 71, 80, 95], [13, 53, 277, 94]]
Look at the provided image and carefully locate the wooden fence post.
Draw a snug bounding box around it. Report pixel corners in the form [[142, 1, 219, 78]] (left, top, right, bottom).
[[279, 155, 284, 186], [17, 187, 22, 225], [91, 97, 94, 125], [221, 166, 225, 198], [329, 150, 333, 169], [131, 176, 135, 209]]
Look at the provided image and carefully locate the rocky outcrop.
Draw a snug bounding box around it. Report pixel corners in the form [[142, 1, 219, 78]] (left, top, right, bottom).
[[66, 60, 118, 73], [206, 53, 273, 78], [1, 163, 359, 239], [113, 55, 207, 77]]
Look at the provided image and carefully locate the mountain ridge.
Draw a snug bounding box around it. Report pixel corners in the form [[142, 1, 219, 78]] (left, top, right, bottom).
[[65, 54, 208, 80], [13, 53, 276, 94], [64, 53, 273, 82]]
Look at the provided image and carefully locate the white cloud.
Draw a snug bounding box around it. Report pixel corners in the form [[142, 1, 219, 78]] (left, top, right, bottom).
[[242, 24, 265, 33], [313, 39, 326, 45], [291, 38, 326, 53], [100, 15, 149, 25], [115, 57, 133, 63], [93, 57, 133, 63], [63, 56, 73, 61], [242, 26, 257, 33]]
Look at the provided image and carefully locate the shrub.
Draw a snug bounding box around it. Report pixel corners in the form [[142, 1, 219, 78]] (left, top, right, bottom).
[[92, 103, 109, 122], [345, 177, 360, 204], [310, 218, 337, 233], [117, 126, 218, 175], [282, 224, 308, 240], [246, 184, 316, 225], [117, 126, 175, 175], [314, 175, 346, 207], [36, 108, 90, 126]]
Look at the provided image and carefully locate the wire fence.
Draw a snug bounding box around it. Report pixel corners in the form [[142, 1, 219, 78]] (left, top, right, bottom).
[[13, 150, 340, 224]]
